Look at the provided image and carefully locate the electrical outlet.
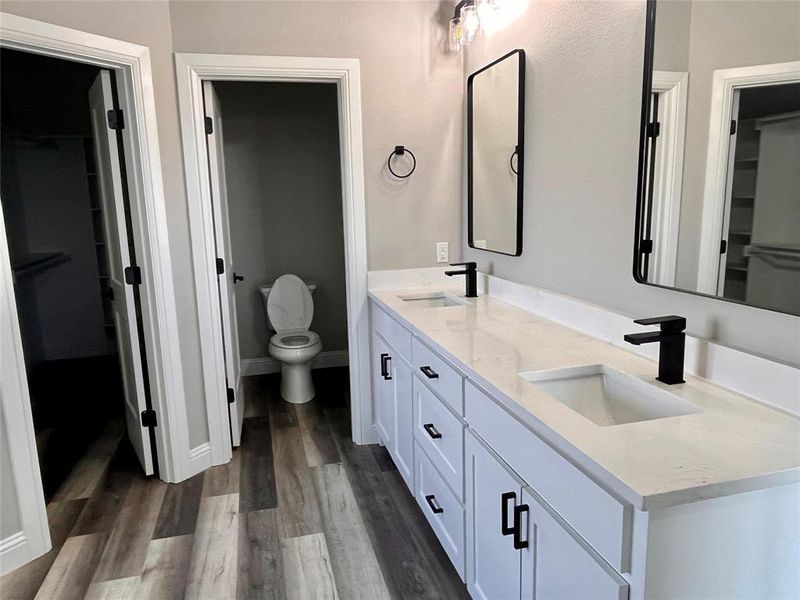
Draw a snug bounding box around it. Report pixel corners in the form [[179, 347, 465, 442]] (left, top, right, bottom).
[[436, 241, 449, 263]]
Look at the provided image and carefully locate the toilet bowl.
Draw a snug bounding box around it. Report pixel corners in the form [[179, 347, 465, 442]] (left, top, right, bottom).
[[260, 275, 322, 404]]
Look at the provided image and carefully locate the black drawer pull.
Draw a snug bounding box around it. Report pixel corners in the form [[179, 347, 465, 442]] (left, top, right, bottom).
[[425, 494, 444, 514], [501, 491, 516, 536], [420, 365, 439, 379], [380, 353, 392, 380], [423, 423, 442, 439], [513, 503, 529, 549]]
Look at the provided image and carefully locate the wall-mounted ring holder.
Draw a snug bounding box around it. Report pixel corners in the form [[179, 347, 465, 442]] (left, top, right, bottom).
[[387, 145, 416, 179], [510, 145, 519, 175]]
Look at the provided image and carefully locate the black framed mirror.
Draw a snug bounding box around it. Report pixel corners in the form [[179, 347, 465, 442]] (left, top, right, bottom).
[[468, 48, 525, 257], [634, 0, 800, 316]]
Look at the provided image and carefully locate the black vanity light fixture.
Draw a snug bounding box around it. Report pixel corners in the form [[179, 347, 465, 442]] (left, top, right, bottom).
[[449, 0, 529, 51]]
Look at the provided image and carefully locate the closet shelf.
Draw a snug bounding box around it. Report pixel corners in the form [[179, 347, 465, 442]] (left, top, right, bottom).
[[11, 252, 70, 277]]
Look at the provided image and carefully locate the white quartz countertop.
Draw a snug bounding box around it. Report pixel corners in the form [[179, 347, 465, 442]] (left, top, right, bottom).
[[369, 286, 800, 511]]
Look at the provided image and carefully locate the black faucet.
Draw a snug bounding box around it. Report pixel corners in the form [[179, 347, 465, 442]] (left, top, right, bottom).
[[445, 262, 478, 298], [624, 316, 686, 384]]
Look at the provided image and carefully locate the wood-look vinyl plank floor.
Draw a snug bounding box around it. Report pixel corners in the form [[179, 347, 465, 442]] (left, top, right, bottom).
[[6, 368, 466, 600]]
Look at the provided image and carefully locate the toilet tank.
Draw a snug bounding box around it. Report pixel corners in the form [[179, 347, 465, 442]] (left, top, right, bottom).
[[258, 281, 316, 332]]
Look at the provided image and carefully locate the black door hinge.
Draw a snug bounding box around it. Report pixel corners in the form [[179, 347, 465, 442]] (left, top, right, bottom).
[[216, 257, 225, 275], [124, 266, 142, 285], [730, 120, 737, 135], [141, 409, 157, 427], [107, 109, 124, 130], [641, 239, 653, 254], [720, 240, 728, 254], [205, 116, 213, 135], [647, 121, 661, 138], [227, 387, 235, 404]]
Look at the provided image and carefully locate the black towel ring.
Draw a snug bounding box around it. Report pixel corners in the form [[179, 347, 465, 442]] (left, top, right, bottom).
[[510, 145, 519, 175], [388, 145, 416, 179]]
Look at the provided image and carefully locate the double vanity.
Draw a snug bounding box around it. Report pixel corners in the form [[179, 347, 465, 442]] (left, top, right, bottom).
[[369, 283, 799, 599]]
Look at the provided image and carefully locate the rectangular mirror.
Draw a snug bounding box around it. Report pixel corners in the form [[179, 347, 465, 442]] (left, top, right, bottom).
[[635, 0, 799, 315], [468, 49, 525, 256]]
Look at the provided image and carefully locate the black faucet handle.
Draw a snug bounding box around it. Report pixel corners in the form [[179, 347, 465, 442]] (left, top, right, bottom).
[[448, 261, 476, 270], [633, 315, 686, 333]]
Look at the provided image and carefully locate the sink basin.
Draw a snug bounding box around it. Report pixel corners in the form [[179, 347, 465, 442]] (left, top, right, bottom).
[[397, 292, 470, 308], [519, 364, 701, 426]]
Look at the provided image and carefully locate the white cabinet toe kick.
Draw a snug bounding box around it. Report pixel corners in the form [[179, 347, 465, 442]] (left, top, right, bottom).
[[368, 298, 800, 599]]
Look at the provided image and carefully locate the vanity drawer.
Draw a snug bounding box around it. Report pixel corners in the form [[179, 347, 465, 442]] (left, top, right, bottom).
[[412, 337, 464, 415], [414, 376, 464, 500], [465, 382, 632, 574], [371, 302, 411, 361], [414, 442, 465, 579]]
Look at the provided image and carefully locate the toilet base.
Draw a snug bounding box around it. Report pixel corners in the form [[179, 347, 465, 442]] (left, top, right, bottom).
[[280, 362, 315, 404]]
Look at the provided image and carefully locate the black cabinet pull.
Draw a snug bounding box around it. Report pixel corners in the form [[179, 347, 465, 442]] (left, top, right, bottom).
[[380, 353, 392, 380], [425, 494, 444, 514], [420, 365, 439, 379], [501, 491, 516, 536], [423, 423, 442, 439], [513, 503, 530, 549]]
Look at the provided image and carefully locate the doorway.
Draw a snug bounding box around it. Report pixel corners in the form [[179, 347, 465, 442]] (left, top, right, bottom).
[[175, 54, 371, 466]]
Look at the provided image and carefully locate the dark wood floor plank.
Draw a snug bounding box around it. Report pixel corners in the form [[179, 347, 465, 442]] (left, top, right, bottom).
[[369, 445, 398, 473], [92, 477, 167, 582], [239, 416, 278, 513], [203, 447, 241, 497], [243, 376, 270, 419], [152, 472, 204, 540], [295, 400, 340, 467], [137, 534, 194, 599], [0, 499, 87, 600], [327, 408, 465, 600], [237, 508, 284, 600], [33, 533, 107, 600]]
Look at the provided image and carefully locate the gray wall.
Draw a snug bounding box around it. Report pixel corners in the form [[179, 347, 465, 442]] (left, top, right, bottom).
[[213, 82, 348, 358], [462, 0, 799, 365]]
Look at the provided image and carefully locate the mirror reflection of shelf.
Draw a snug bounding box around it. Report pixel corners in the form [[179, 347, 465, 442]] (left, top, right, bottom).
[[11, 252, 70, 278]]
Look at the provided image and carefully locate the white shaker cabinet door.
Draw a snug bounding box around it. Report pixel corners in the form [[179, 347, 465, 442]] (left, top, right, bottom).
[[521, 486, 629, 600], [466, 431, 525, 600]]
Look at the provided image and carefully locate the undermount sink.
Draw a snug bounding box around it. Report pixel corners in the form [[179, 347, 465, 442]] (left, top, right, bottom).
[[519, 364, 701, 426], [398, 292, 470, 308]]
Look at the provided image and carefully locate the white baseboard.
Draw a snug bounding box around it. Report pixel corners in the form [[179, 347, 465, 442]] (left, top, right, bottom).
[[186, 442, 212, 477], [0, 532, 32, 576], [241, 350, 349, 377]]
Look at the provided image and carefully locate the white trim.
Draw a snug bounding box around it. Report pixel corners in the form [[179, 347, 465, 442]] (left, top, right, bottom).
[[368, 268, 800, 416], [649, 71, 688, 287], [0, 13, 191, 483], [187, 442, 212, 475], [241, 350, 350, 376], [696, 61, 800, 294], [174, 52, 373, 464]]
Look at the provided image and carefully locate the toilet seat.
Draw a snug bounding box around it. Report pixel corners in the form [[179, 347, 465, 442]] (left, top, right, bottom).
[[270, 330, 320, 349], [267, 274, 314, 332]]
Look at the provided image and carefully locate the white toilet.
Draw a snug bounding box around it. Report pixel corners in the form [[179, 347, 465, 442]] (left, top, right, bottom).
[[259, 275, 322, 404]]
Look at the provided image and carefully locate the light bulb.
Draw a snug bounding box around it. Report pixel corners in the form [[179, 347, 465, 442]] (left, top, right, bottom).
[[448, 16, 463, 52], [459, 4, 479, 44], [476, 0, 500, 33]]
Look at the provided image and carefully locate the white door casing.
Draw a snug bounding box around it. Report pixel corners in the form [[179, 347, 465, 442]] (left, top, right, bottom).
[[202, 81, 245, 446], [696, 61, 800, 294], [89, 70, 154, 473], [175, 53, 370, 465]]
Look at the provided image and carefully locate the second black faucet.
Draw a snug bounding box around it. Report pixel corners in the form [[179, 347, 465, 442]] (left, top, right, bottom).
[[445, 262, 478, 298]]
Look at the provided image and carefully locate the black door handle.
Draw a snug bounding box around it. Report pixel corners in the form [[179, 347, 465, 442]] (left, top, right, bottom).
[[233, 272, 244, 284], [420, 366, 439, 379], [425, 494, 444, 514], [501, 491, 516, 536], [423, 423, 442, 439], [513, 503, 529, 549], [380, 353, 392, 380]]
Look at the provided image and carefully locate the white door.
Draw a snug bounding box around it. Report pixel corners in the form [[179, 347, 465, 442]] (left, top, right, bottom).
[[716, 89, 741, 295], [521, 486, 629, 600], [89, 71, 154, 474], [0, 204, 51, 575], [202, 81, 244, 446], [465, 430, 524, 600]]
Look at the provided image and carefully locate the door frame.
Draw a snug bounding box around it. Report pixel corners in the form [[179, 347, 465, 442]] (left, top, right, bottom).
[[649, 71, 688, 287], [0, 14, 191, 482], [174, 53, 372, 464], [696, 61, 800, 294]]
